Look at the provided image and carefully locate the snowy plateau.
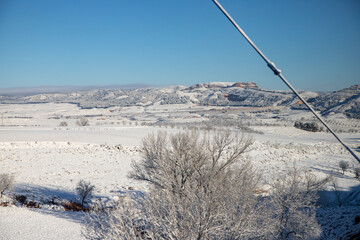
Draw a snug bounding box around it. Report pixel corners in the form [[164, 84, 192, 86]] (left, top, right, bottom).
[[0, 82, 359, 239]]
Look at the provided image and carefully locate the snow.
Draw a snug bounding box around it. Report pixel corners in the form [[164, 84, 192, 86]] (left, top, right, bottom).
[[0, 142, 143, 192], [0, 206, 83, 240], [0, 102, 359, 239]]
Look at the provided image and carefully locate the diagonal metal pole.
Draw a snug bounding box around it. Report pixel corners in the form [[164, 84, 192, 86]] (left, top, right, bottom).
[[212, 0, 360, 163]]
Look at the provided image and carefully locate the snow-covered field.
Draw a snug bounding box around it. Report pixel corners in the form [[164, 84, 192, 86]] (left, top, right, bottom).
[[0, 103, 359, 239]]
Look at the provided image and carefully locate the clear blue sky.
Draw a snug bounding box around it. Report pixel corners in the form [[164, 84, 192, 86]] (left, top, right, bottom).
[[0, 0, 359, 91]]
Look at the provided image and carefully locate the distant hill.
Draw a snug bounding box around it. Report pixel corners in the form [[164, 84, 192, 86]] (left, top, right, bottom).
[[0, 84, 155, 97], [291, 85, 360, 118], [0, 82, 359, 118]]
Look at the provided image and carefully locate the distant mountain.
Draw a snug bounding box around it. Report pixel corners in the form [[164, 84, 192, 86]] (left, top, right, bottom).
[[292, 85, 360, 118], [0, 82, 359, 118], [174, 82, 318, 108], [0, 84, 155, 97], [187, 82, 259, 90]]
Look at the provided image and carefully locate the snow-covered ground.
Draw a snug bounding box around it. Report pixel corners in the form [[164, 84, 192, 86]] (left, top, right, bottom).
[[0, 206, 83, 240], [0, 103, 359, 239]]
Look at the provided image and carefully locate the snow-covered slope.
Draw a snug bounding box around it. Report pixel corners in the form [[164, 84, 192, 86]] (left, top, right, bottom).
[[1, 82, 358, 118], [293, 85, 360, 118]]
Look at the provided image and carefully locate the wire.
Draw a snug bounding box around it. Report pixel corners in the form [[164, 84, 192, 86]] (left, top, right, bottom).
[[212, 0, 360, 163]]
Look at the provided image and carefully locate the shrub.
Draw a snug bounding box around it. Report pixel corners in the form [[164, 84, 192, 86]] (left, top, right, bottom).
[[76, 118, 89, 126], [76, 180, 95, 209], [0, 174, 14, 197], [84, 131, 329, 240], [294, 121, 323, 132], [59, 121, 68, 127], [354, 168, 360, 180], [339, 160, 350, 174], [85, 131, 266, 239], [15, 195, 27, 204], [269, 167, 331, 239]]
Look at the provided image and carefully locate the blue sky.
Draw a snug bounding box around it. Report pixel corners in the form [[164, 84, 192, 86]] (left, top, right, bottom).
[[0, 0, 359, 91]]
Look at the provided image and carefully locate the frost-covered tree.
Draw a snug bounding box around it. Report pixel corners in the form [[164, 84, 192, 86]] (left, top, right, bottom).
[[269, 167, 331, 240], [76, 180, 95, 209], [85, 131, 268, 239], [76, 117, 89, 126], [83, 131, 330, 240], [339, 160, 350, 174], [128, 130, 268, 239]]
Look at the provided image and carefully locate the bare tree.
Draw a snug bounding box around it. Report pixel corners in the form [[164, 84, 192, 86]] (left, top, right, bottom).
[[85, 131, 270, 239], [129, 131, 253, 192], [84, 131, 329, 240], [77, 117, 89, 126], [269, 167, 331, 240], [339, 160, 350, 175], [0, 173, 14, 198], [76, 180, 95, 209]]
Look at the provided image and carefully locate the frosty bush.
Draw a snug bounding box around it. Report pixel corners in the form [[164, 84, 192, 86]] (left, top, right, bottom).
[[128, 131, 269, 239], [269, 167, 331, 239], [76, 117, 89, 126], [339, 160, 350, 174], [76, 180, 95, 209], [59, 121, 68, 126], [83, 131, 329, 240], [0, 173, 14, 197], [294, 121, 323, 132], [354, 168, 360, 180], [83, 195, 157, 240]]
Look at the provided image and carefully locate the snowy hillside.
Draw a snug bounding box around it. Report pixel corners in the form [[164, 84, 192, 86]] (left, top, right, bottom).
[[1, 83, 358, 118], [293, 85, 360, 118]]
